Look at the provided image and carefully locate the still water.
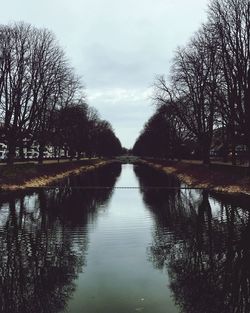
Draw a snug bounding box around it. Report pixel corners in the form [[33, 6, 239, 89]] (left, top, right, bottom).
[[0, 163, 250, 313]]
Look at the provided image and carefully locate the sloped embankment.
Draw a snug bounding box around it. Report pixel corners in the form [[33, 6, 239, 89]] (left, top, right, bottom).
[[140, 159, 250, 196], [0, 159, 115, 191]]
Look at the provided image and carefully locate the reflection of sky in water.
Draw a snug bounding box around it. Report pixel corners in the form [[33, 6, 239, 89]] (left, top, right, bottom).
[[114, 164, 140, 188], [0, 203, 10, 227], [23, 193, 40, 213]]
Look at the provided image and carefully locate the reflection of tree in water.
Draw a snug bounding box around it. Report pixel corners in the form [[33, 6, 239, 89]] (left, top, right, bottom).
[[134, 165, 250, 313], [0, 163, 121, 313]]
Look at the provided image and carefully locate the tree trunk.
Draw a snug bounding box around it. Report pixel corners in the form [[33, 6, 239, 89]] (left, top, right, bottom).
[[222, 126, 228, 163], [246, 134, 250, 169], [230, 124, 236, 165], [57, 148, 60, 163], [245, 70, 250, 168], [7, 139, 16, 165], [38, 143, 45, 164], [19, 142, 24, 160], [231, 142, 236, 166], [203, 147, 210, 165], [202, 136, 211, 165]]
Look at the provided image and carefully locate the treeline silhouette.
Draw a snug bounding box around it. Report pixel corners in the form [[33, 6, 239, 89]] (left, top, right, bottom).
[[0, 163, 122, 313], [133, 0, 250, 165], [134, 164, 250, 313], [0, 23, 122, 164]]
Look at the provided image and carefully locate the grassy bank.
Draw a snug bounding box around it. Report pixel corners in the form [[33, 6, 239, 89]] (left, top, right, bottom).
[[140, 159, 250, 196], [0, 159, 115, 191]]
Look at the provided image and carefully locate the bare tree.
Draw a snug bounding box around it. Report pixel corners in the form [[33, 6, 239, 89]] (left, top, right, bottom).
[[173, 27, 220, 164], [0, 22, 84, 164], [209, 0, 250, 165], [0, 23, 36, 164], [154, 26, 220, 164]]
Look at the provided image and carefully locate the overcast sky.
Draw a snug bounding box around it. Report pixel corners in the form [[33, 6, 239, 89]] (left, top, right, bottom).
[[0, 0, 209, 148]]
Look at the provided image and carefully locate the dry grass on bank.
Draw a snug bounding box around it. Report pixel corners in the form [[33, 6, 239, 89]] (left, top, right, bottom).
[[140, 159, 250, 196], [0, 159, 113, 191]]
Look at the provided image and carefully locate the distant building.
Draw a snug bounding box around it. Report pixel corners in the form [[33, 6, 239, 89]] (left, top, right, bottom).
[[210, 127, 247, 159], [0, 143, 7, 160], [0, 138, 70, 161]]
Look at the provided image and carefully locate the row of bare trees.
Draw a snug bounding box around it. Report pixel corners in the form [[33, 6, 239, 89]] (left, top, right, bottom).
[[134, 0, 250, 165], [0, 22, 122, 164]]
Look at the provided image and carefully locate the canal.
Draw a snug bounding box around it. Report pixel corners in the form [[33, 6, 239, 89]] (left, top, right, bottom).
[[0, 163, 250, 313]]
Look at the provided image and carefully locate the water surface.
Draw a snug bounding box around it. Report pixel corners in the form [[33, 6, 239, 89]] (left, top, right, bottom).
[[0, 163, 250, 313]]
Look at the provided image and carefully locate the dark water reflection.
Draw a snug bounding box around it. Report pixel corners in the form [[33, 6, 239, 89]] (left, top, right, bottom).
[[134, 165, 250, 313], [0, 163, 121, 313], [0, 163, 250, 313]]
